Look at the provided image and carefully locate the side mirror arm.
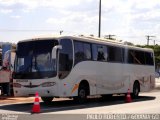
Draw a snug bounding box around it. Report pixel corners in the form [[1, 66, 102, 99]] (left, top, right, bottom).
[[52, 45, 62, 59]]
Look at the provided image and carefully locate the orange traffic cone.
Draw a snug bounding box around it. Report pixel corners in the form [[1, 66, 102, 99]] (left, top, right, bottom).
[[125, 89, 132, 103], [32, 92, 40, 113]]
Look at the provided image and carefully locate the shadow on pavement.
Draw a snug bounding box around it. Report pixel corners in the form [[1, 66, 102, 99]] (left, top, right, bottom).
[[0, 95, 156, 113]]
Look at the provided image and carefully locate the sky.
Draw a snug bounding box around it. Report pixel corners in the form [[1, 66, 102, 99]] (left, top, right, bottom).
[[0, 0, 160, 45]]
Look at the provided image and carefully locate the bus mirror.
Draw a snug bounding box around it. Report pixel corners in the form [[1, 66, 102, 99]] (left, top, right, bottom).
[[52, 45, 62, 59]]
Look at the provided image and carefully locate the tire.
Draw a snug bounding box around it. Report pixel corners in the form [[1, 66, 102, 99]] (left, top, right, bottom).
[[132, 82, 140, 98], [74, 85, 88, 104], [41, 97, 53, 103], [101, 94, 112, 99]]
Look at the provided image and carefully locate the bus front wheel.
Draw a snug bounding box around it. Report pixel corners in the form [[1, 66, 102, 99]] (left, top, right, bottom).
[[132, 81, 140, 98], [41, 97, 53, 103], [74, 85, 87, 104]]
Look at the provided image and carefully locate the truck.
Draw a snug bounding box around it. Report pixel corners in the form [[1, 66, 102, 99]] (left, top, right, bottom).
[[0, 43, 16, 96]]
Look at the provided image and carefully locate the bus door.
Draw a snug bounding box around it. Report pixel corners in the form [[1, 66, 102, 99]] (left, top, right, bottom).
[[58, 39, 73, 96]]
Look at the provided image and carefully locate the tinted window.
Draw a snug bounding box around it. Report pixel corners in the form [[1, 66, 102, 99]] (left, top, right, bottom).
[[127, 50, 135, 64], [92, 44, 108, 61], [134, 51, 145, 64], [14, 40, 58, 79], [59, 39, 73, 79], [124, 49, 150, 65], [145, 52, 154, 65], [84, 43, 91, 60], [108, 46, 123, 62], [74, 41, 91, 64], [92, 44, 97, 61]]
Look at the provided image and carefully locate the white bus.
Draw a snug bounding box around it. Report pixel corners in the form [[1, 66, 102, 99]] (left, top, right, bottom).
[[13, 36, 155, 103]]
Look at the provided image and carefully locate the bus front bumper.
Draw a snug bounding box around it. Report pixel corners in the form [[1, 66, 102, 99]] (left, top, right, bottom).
[[13, 86, 57, 97]]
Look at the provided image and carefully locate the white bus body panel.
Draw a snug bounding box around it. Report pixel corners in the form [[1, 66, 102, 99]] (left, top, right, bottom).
[[59, 61, 155, 97], [14, 61, 155, 97]]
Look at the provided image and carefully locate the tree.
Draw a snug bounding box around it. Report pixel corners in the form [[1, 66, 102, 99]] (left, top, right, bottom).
[[123, 41, 134, 46]]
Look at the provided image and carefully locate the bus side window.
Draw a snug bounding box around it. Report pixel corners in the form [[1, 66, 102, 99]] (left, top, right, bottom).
[[145, 52, 154, 65], [93, 45, 108, 61], [127, 50, 134, 64], [59, 39, 73, 79], [74, 41, 92, 65], [97, 47, 105, 61], [92, 44, 108, 62], [108, 46, 123, 63], [74, 41, 84, 64], [84, 43, 91, 60]]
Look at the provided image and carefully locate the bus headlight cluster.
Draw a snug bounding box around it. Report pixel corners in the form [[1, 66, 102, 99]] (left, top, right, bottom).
[[41, 82, 56, 87], [13, 83, 22, 88]]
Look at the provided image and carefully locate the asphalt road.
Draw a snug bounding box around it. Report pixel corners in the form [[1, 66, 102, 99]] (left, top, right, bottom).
[[0, 79, 160, 120], [0, 91, 160, 120]]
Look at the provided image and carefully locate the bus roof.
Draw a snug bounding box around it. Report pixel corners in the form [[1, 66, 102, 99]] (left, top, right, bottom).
[[18, 35, 153, 52]]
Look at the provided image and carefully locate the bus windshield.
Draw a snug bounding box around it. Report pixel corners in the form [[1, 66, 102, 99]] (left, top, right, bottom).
[[14, 39, 58, 79]]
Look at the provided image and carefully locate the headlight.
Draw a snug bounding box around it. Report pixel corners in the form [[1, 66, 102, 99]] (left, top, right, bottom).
[[13, 83, 22, 88], [41, 82, 56, 87]]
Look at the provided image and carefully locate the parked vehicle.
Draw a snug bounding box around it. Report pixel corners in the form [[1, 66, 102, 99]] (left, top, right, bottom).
[[13, 35, 155, 103], [0, 43, 16, 96]]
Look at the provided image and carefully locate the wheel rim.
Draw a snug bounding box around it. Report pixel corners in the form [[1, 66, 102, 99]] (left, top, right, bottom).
[[79, 89, 86, 99], [135, 87, 139, 96], [134, 83, 139, 96]]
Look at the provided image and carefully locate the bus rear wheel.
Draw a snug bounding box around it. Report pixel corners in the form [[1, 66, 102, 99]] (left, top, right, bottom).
[[101, 94, 112, 100], [132, 82, 140, 98], [41, 97, 53, 103]]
